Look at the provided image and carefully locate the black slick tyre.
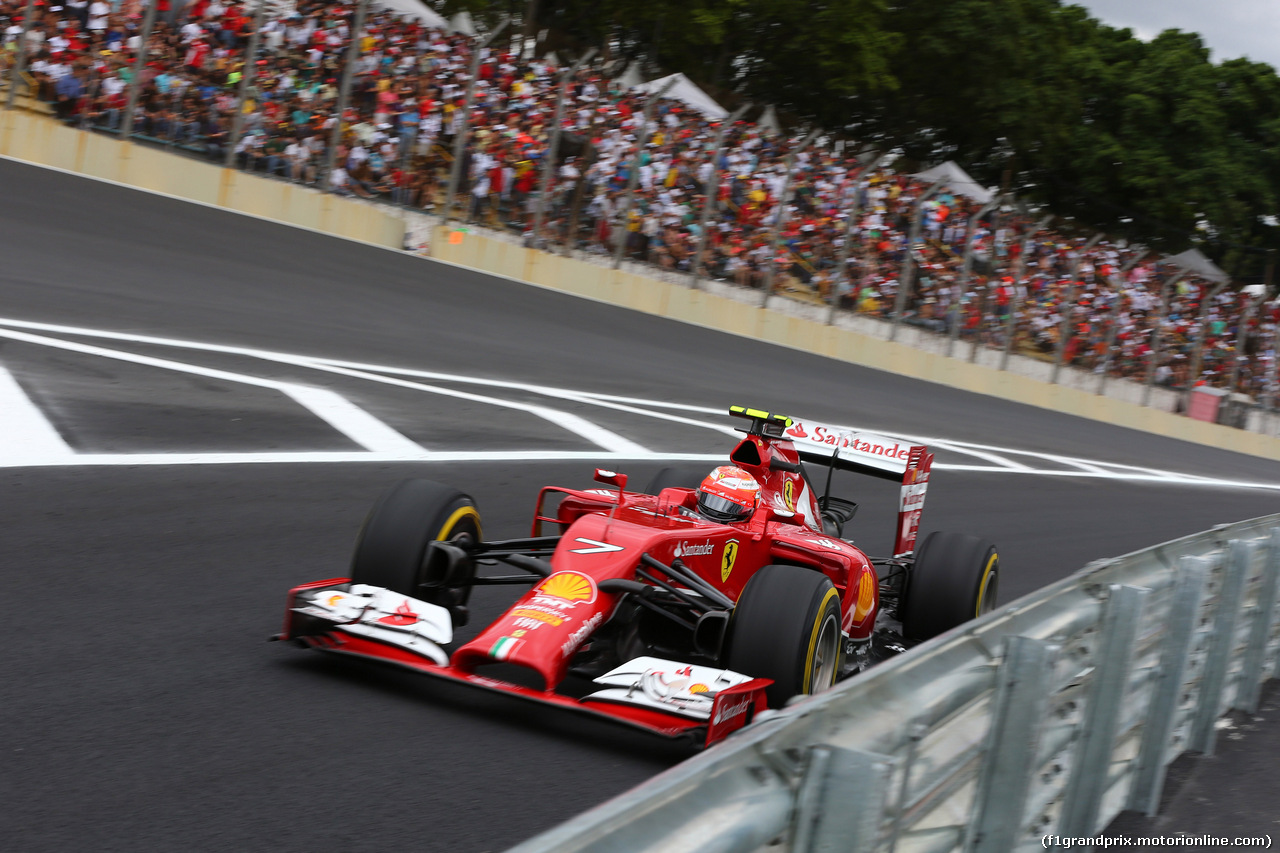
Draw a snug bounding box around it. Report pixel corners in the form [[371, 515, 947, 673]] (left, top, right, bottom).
[[726, 564, 843, 707], [350, 479, 482, 614], [901, 531, 999, 641]]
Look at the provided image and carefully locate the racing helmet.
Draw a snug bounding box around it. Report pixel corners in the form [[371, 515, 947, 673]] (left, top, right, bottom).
[[696, 466, 761, 523]]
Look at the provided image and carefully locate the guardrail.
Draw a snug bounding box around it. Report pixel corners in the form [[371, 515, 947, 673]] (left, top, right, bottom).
[[509, 515, 1280, 852]]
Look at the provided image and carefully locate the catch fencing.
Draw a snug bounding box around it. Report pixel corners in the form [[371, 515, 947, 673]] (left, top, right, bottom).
[[509, 515, 1280, 852]]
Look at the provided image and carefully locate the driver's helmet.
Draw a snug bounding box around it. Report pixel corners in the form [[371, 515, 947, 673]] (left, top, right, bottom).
[[696, 466, 761, 523]]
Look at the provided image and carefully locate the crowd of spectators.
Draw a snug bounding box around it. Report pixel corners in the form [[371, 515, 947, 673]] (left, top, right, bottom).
[[3, 0, 1276, 408]]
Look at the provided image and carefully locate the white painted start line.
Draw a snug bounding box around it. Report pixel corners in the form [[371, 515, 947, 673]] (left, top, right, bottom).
[[0, 316, 1276, 492]]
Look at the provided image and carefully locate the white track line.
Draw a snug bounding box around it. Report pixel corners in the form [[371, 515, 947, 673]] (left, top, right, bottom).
[[925, 438, 1034, 471], [0, 365, 74, 465], [2, 316, 1278, 491], [0, 317, 647, 454], [282, 386, 424, 455], [0, 328, 423, 455], [0, 450, 726, 468], [286, 360, 649, 455]]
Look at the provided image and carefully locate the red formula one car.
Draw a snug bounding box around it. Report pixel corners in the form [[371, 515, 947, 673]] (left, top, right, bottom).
[[276, 407, 999, 746]]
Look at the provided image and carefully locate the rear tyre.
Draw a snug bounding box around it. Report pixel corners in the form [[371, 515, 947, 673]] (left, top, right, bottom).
[[727, 565, 843, 707], [350, 479, 482, 619], [901, 531, 999, 641]]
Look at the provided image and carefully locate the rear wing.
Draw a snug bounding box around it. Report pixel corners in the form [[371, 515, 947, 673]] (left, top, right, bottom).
[[730, 407, 933, 556]]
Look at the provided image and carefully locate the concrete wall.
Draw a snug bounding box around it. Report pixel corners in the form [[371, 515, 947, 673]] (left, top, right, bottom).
[[432, 224, 1280, 463], [0, 109, 404, 249]]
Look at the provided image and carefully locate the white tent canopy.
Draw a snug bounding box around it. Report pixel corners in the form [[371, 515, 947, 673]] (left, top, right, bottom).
[[449, 11, 476, 36], [758, 105, 780, 135], [911, 161, 995, 204], [613, 62, 644, 91], [1164, 248, 1230, 284], [632, 72, 727, 120], [372, 0, 449, 28]]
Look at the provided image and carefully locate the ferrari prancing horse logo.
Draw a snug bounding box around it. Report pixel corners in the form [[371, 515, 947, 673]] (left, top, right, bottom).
[[721, 539, 740, 582], [783, 480, 796, 511]]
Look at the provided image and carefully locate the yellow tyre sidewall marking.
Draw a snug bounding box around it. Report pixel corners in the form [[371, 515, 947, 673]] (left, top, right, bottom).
[[974, 551, 998, 617], [438, 505, 482, 542], [803, 587, 841, 692]]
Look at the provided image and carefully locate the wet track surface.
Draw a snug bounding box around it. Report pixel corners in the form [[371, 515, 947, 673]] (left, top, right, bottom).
[[3, 157, 1280, 851]]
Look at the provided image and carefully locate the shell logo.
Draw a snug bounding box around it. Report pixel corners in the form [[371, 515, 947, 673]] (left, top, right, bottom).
[[856, 571, 876, 618], [537, 571, 597, 604], [689, 683, 709, 695]]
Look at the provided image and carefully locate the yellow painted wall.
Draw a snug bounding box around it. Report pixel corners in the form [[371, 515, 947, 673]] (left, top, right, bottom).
[[0, 109, 404, 249]]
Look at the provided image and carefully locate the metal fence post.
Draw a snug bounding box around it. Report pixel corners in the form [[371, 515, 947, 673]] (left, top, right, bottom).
[[1058, 584, 1150, 837], [1189, 539, 1253, 755], [529, 49, 594, 249], [1237, 529, 1280, 713], [884, 721, 927, 853], [969, 636, 1061, 853], [320, 0, 370, 193], [121, 0, 161, 141], [890, 179, 945, 340], [993, 212, 1034, 368], [1181, 281, 1229, 412], [1142, 271, 1184, 407], [947, 195, 1000, 357], [1095, 249, 1149, 395], [1265, 320, 1279, 414], [224, 0, 268, 169], [1128, 556, 1209, 816], [828, 152, 888, 325], [993, 212, 1044, 368], [1227, 293, 1262, 396], [760, 129, 819, 308], [442, 17, 509, 227], [688, 102, 750, 290], [612, 79, 677, 270], [4, 0, 36, 110], [1050, 233, 1103, 385], [792, 745, 894, 852]]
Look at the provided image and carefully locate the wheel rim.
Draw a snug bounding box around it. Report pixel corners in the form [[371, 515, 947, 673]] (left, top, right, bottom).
[[808, 614, 840, 693], [431, 506, 480, 609]]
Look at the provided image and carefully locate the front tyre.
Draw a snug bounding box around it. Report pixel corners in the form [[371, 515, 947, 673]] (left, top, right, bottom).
[[901, 531, 999, 641], [727, 565, 843, 707], [350, 479, 482, 620]]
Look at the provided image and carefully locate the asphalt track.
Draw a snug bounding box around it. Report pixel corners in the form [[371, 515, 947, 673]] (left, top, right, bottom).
[[3, 156, 1280, 851]]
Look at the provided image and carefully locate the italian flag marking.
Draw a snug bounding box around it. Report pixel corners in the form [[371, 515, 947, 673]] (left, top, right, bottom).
[[490, 636, 522, 660]]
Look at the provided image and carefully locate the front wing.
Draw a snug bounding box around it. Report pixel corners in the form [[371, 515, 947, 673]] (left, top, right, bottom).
[[275, 580, 770, 747]]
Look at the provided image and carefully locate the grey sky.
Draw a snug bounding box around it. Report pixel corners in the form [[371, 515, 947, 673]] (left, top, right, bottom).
[[1072, 0, 1280, 70]]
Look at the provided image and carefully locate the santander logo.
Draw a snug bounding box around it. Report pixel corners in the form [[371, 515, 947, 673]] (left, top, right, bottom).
[[789, 421, 912, 461], [713, 695, 753, 725], [674, 540, 716, 558]]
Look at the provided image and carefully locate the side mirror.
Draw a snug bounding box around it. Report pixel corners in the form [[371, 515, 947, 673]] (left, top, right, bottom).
[[767, 505, 797, 523], [593, 469, 628, 490]]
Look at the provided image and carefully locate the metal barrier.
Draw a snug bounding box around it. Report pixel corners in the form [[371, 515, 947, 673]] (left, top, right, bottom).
[[509, 515, 1280, 852]]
